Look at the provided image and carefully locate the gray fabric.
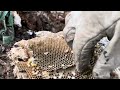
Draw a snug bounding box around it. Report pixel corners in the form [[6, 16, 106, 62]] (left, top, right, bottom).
[[63, 11, 120, 78]]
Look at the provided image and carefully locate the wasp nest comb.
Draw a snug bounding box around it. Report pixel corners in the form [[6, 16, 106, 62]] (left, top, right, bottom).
[[8, 31, 75, 78]]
